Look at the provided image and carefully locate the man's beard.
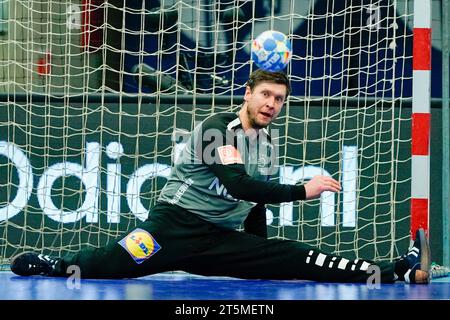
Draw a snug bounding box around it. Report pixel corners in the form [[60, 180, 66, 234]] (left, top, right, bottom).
[[247, 107, 267, 130]]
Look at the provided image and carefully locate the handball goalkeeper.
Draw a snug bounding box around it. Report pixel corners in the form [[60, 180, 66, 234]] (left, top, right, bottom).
[[11, 69, 430, 284]]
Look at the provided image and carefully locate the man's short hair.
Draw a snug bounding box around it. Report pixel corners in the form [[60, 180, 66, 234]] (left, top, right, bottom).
[[246, 69, 291, 97]]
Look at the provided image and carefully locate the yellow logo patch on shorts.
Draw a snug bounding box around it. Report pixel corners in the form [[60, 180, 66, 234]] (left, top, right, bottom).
[[118, 228, 161, 264]]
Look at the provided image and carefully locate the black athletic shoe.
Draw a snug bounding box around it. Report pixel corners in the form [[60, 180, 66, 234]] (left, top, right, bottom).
[[10, 252, 60, 276], [402, 228, 431, 284]]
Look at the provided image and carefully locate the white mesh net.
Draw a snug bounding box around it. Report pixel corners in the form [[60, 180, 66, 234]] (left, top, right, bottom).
[[0, 0, 414, 267]]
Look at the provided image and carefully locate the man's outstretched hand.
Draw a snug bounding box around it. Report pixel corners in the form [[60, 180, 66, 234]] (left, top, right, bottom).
[[304, 175, 341, 200]]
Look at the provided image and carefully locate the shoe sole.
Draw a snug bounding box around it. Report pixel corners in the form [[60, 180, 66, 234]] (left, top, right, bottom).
[[418, 228, 431, 277], [10, 251, 34, 276]]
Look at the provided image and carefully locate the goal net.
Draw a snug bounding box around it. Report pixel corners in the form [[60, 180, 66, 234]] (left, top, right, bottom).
[[0, 0, 416, 268]]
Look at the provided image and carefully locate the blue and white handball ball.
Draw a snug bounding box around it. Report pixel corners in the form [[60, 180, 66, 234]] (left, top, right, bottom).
[[251, 30, 292, 72]]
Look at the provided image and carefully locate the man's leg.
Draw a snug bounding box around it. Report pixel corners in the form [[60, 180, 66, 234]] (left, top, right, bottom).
[[180, 228, 396, 283], [59, 206, 395, 282], [55, 202, 224, 279], [11, 202, 208, 279]]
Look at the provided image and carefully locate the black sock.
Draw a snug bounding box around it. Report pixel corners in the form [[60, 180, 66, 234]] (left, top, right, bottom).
[[394, 259, 409, 281]]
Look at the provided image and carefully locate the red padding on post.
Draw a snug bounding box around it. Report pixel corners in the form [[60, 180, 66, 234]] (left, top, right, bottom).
[[81, 0, 104, 52], [410, 198, 429, 239], [412, 113, 430, 155], [413, 28, 431, 71]]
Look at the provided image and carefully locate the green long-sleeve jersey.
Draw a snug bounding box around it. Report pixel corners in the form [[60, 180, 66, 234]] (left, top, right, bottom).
[[158, 112, 306, 230]]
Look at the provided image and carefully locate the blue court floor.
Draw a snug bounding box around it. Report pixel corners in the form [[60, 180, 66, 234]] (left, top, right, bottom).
[[0, 271, 449, 300]]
